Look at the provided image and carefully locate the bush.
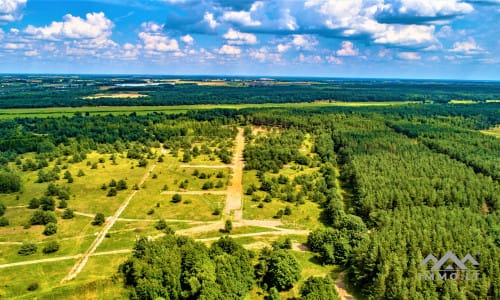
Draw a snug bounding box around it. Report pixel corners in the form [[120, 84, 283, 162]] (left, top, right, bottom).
[[107, 188, 117, 197], [62, 208, 74, 219], [18, 242, 37, 256], [213, 208, 221, 215], [58, 200, 67, 209], [224, 220, 233, 233], [40, 196, 55, 211], [147, 209, 155, 215], [42, 241, 60, 254], [0, 202, 5, 216], [117, 179, 127, 190], [155, 219, 167, 230], [202, 181, 213, 190], [0, 216, 9, 226], [171, 194, 182, 203], [92, 213, 105, 226], [28, 197, 40, 209], [43, 222, 57, 235], [77, 169, 85, 177], [27, 282, 39, 291], [0, 171, 21, 193], [30, 210, 57, 225]]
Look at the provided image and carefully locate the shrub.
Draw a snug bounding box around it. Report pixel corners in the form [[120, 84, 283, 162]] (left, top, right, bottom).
[[27, 282, 39, 291], [28, 198, 40, 209], [42, 241, 60, 254], [58, 200, 67, 209], [0, 202, 5, 216], [62, 208, 74, 219], [116, 179, 127, 190], [43, 222, 57, 235], [92, 213, 105, 225], [18, 242, 37, 256], [147, 209, 155, 215], [171, 194, 182, 203], [0, 217, 9, 226], [40, 196, 55, 211], [107, 188, 117, 197]]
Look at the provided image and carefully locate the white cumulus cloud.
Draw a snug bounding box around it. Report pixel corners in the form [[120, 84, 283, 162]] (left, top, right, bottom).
[[336, 41, 359, 56], [204, 12, 219, 29], [450, 38, 483, 54], [139, 31, 179, 52], [221, 2, 263, 27], [181, 34, 194, 45], [223, 28, 257, 45], [25, 12, 114, 41], [218, 44, 241, 55], [398, 51, 421, 60], [0, 0, 26, 22]]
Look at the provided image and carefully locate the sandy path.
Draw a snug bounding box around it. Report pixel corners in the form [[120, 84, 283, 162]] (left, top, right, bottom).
[[224, 127, 245, 220], [60, 161, 157, 283], [335, 272, 356, 300], [161, 190, 227, 195], [180, 164, 231, 169]]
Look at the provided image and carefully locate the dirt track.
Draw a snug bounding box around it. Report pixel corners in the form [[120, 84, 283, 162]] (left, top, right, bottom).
[[224, 127, 245, 220]]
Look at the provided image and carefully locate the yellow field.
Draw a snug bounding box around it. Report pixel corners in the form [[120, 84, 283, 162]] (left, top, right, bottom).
[[82, 92, 148, 99]]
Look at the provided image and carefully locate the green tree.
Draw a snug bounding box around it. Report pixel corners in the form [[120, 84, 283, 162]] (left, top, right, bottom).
[[92, 213, 105, 225], [18, 242, 37, 256], [42, 241, 60, 254], [224, 220, 233, 233], [0, 171, 21, 193], [43, 222, 57, 236], [62, 208, 74, 219], [265, 250, 301, 291], [0, 202, 5, 216], [171, 194, 182, 203], [300, 276, 339, 300]]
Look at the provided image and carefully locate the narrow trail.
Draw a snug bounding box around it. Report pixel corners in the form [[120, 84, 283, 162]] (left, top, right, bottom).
[[161, 190, 227, 195], [180, 164, 231, 169], [224, 127, 245, 220], [60, 161, 157, 283], [335, 272, 356, 300]]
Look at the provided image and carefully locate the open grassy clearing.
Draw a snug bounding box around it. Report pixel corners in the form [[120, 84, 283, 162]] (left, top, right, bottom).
[[0, 259, 77, 299], [480, 124, 500, 138], [147, 155, 230, 192], [0, 101, 420, 119], [448, 99, 480, 104], [189, 225, 276, 239], [121, 192, 225, 221], [0, 235, 94, 265]]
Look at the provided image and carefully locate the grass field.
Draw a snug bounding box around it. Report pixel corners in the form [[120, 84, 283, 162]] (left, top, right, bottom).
[[480, 124, 500, 138], [0, 101, 420, 119]]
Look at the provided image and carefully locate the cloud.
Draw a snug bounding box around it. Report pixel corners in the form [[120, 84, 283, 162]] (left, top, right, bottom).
[[398, 51, 421, 60], [221, 1, 263, 26], [373, 24, 437, 47], [25, 12, 114, 41], [24, 49, 38, 57], [141, 21, 163, 33], [203, 12, 219, 29], [139, 31, 179, 52], [180, 34, 194, 44], [223, 28, 257, 45], [218, 44, 241, 55], [376, 0, 474, 23], [276, 43, 290, 52], [336, 41, 359, 56], [450, 37, 483, 54], [292, 34, 318, 50], [248, 47, 282, 63], [0, 0, 26, 22], [326, 55, 343, 64]]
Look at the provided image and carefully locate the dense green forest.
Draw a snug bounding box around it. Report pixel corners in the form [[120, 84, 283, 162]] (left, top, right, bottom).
[[1, 75, 500, 107], [0, 101, 498, 299]]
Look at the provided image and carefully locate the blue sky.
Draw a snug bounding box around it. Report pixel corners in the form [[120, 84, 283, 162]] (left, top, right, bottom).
[[0, 0, 499, 79]]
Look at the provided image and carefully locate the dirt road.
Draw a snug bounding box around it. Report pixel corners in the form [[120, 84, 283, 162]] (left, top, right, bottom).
[[224, 127, 245, 220]]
